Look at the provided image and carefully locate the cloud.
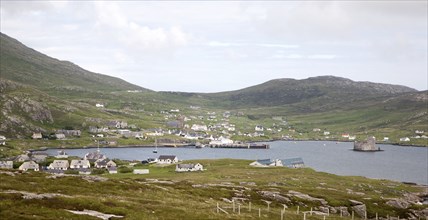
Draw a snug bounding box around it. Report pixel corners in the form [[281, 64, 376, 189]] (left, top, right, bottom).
[[93, 2, 190, 55], [308, 54, 337, 60]]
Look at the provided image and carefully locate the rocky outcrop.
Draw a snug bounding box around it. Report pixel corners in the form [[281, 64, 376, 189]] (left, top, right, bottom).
[[258, 191, 291, 203], [287, 190, 328, 205]]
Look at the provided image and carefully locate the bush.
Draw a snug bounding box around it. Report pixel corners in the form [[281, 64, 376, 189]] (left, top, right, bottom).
[[118, 167, 133, 173], [91, 169, 106, 175], [64, 170, 79, 174]]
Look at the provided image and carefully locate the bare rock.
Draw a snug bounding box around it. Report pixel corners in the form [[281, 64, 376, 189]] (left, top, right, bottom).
[[334, 207, 350, 216], [386, 199, 410, 209], [258, 191, 291, 203], [287, 190, 328, 205], [66, 209, 123, 220], [352, 204, 367, 217], [349, 199, 363, 206]]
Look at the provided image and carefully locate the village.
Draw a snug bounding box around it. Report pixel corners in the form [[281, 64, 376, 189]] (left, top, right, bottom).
[[0, 138, 306, 176], [1, 105, 425, 152]]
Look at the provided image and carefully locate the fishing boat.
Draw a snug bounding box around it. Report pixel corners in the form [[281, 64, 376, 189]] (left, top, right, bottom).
[[153, 139, 158, 153]]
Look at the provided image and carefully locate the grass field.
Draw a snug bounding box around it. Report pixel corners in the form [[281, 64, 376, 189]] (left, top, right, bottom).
[[1, 159, 426, 219]]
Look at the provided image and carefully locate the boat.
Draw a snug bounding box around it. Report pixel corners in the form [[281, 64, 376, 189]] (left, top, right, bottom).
[[153, 139, 158, 153]]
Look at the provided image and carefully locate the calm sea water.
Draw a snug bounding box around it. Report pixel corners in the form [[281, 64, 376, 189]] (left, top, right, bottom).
[[44, 141, 428, 185]]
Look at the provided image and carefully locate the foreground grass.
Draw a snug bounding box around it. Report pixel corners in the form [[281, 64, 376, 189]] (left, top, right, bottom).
[[1, 159, 426, 219]]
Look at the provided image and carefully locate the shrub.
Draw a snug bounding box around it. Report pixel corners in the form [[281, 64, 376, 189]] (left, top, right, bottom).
[[64, 170, 79, 174], [118, 167, 133, 173], [91, 169, 106, 175]]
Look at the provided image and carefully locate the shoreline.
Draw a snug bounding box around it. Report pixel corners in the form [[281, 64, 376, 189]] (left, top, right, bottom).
[[32, 139, 427, 152]]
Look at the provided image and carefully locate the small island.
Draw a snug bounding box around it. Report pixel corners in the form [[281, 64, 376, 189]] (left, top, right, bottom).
[[354, 136, 382, 152]]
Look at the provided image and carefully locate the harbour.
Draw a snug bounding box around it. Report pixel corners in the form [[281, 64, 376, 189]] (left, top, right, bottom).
[[42, 140, 428, 185]]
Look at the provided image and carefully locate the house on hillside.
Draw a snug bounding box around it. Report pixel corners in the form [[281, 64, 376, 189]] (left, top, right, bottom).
[[157, 155, 178, 164], [56, 130, 81, 137], [255, 125, 264, 132], [249, 159, 282, 167], [175, 163, 203, 172], [107, 120, 128, 129], [95, 159, 116, 169], [0, 161, 13, 169], [14, 154, 31, 162], [32, 132, 43, 139], [70, 160, 91, 169], [48, 160, 69, 171], [400, 137, 410, 142], [191, 124, 208, 131], [19, 161, 39, 172]]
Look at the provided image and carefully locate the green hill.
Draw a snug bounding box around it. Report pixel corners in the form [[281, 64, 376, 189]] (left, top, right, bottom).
[[0, 32, 147, 94], [0, 32, 426, 148]]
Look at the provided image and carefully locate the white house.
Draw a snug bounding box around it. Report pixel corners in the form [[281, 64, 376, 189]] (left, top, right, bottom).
[[249, 159, 282, 167], [19, 161, 39, 172], [191, 124, 208, 131], [323, 131, 330, 136], [95, 159, 117, 169], [175, 163, 203, 172], [70, 160, 91, 169], [157, 155, 178, 164], [400, 137, 410, 142], [48, 160, 69, 170], [383, 137, 389, 141], [95, 103, 104, 108], [0, 161, 13, 169], [255, 125, 264, 132]]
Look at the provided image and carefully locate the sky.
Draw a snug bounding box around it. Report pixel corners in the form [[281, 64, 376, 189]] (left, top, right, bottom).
[[1, 1, 427, 92]]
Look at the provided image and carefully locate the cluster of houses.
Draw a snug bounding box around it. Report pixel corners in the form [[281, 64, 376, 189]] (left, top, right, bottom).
[[0, 152, 203, 175], [147, 155, 204, 172], [0, 149, 117, 174], [249, 158, 305, 168]]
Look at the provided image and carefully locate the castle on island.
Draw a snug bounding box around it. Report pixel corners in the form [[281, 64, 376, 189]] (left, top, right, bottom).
[[353, 136, 381, 151]]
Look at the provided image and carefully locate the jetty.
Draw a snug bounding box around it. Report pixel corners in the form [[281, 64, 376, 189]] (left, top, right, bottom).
[[209, 143, 269, 149]]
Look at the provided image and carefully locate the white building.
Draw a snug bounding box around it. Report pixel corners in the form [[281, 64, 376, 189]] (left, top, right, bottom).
[[175, 163, 204, 172], [70, 160, 91, 169], [209, 136, 234, 145], [191, 124, 208, 131], [255, 125, 264, 132], [95, 103, 104, 108], [48, 160, 69, 170], [400, 137, 410, 142], [19, 161, 39, 172], [157, 155, 178, 164]]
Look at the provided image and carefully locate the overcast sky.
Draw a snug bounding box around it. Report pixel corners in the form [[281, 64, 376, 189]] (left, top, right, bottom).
[[1, 1, 427, 92]]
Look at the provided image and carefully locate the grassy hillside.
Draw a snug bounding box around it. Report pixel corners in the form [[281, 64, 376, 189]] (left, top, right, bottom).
[[1, 159, 426, 219], [0, 32, 147, 94], [0, 33, 426, 149]]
